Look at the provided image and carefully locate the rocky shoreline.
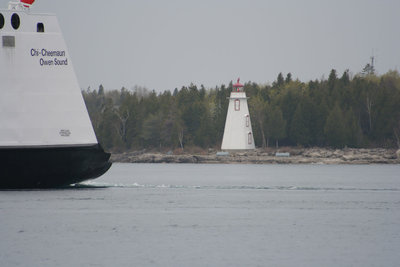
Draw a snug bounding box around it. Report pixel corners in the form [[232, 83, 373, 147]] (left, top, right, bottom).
[[111, 148, 400, 164]]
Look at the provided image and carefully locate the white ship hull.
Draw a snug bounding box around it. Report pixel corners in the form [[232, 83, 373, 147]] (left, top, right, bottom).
[[0, 4, 111, 188]]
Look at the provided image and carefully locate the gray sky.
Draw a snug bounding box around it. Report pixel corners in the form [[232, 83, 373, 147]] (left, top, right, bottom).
[[7, 0, 400, 91]]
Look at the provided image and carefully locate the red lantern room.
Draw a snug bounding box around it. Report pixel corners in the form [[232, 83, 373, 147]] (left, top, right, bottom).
[[21, 0, 35, 8], [233, 78, 244, 92]]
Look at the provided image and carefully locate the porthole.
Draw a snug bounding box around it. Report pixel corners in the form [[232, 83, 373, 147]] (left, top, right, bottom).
[[37, 22, 44, 32], [11, 13, 20, 30], [0, 14, 4, 29]]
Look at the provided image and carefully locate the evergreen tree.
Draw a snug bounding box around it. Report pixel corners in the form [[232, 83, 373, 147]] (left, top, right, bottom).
[[266, 106, 286, 148], [290, 103, 311, 146], [285, 73, 292, 84], [141, 112, 163, 148], [324, 103, 347, 148], [340, 69, 350, 86], [328, 69, 337, 92], [362, 63, 375, 76], [276, 83, 301, 144], [345, 108, 363, 147], [273, 72, 285, 88]]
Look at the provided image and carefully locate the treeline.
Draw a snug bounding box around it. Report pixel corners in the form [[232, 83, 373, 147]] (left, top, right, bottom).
[[82, 70, 400, 152]]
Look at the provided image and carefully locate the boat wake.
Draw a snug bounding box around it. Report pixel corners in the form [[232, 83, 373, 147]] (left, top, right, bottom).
[[79, 181, 400, 192]]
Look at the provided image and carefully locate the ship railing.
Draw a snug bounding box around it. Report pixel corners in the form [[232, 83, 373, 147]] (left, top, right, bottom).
[[8, 1, 32, 11]]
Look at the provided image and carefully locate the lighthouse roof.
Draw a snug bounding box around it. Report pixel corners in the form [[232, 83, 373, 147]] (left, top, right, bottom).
[[233, 78, 244, 88]]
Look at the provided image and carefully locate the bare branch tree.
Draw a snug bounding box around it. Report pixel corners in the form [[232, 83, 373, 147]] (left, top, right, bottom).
[[113, 108, 130, 142], [365, 93, 373, 132], [178, 128, 184, 151]]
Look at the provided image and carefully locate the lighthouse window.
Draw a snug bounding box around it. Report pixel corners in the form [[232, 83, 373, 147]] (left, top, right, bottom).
[[37, 23, 44, 32], [234, 99, 240, 111], [11, 13, 20, 30], [248, 132, 253, 145], [0, 14, 4, 29], [245, 115, 250, 127]]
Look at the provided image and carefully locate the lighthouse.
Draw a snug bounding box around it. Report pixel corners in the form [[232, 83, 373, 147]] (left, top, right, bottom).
[[221, 79, 255, 150]]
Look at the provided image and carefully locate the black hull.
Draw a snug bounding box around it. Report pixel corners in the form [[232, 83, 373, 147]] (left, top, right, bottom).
[[0, 144, 112, 188]]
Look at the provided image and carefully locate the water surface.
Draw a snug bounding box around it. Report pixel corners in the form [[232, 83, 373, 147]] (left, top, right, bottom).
[[1, 164, 399, 267]]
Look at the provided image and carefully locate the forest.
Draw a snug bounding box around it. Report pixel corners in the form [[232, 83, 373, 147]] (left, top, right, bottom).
[[82, 69, 400, 152]]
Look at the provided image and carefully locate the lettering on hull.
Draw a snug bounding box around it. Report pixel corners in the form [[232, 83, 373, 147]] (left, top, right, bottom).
[[31, 48, 68, 66]]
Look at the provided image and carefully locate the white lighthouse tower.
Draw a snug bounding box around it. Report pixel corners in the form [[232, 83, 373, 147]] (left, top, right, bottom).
[[221, 78, 255, 150]]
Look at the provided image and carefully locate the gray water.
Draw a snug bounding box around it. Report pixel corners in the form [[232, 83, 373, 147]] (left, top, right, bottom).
[[1, 163, 400, 267]]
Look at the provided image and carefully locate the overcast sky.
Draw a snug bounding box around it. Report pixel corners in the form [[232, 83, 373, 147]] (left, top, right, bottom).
[[6, 0, 400, 91]]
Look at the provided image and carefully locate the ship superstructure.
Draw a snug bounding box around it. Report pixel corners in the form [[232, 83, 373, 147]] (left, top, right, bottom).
[[0, 1, 111, 188]]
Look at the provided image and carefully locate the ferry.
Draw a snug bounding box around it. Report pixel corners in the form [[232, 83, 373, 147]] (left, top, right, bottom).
[[0, 1, 111, 188]]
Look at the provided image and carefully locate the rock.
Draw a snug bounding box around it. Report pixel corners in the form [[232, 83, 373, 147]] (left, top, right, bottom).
[[110, 148, 400, 164]]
